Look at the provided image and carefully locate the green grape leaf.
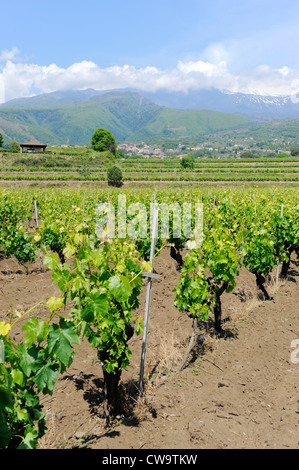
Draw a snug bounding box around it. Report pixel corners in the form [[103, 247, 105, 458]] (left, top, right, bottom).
[[18, 344, 39, 377], [47, 321, 79, 367], [33, 363, 59, 394], [108, 275, 132, 302], [22, 318, 49, 347], [43, 252, 59, 270]]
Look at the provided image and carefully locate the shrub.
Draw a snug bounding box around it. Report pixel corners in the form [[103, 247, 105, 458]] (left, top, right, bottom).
[[290, 148, 299, 156], [107, 165, 123, 187], [180, 155, 195, 169], [9, 141, 20, 152]]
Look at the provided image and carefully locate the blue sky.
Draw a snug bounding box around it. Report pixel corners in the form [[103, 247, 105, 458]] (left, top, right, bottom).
[[1, 0, 299, 102]]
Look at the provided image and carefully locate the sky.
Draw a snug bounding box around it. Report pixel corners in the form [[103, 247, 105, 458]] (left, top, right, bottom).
[[1, 0, 299, 103]]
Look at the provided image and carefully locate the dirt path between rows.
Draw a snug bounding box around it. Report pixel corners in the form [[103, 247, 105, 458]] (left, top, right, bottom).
[[0, 249, 298, 450]]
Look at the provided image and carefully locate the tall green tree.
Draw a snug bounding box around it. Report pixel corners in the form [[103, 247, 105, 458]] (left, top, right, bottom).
[[91, 128, 117, 155], [0, 132, 3, 148]]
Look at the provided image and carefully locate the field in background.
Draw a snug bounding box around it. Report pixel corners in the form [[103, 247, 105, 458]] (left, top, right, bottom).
[[1, 147, 299, 183]]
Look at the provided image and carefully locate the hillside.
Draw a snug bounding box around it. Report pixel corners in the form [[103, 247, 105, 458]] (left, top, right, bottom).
[[0, 91, 250, 145], [130, 107, 250, 141]]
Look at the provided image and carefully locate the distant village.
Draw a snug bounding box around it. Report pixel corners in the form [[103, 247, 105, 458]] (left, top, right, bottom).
[[117, 139, 291, 159], [117, 142, 186, 158], [47, 132, 295, 159]]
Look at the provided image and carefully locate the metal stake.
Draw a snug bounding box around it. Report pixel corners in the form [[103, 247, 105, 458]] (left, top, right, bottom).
[[33, 199, 44, 273], [139, 200, 160, 395], [276, 203, 284, 283]]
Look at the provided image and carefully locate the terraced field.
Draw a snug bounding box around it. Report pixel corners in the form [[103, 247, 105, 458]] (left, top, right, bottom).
[[1, 148, 299, 182]]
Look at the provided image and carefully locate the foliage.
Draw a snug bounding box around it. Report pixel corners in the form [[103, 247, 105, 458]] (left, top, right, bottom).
[[91, 128, 117, 154], [0, 305, 80, 449], [0, 133, 3, 148], [0, 192, 37, 267], [272, 202, 299, 279], [174, 210, 242, 332], [44, 228, 144, 417], [276, 153, 289, 158], [291, 147, 299, 156], [107, 165, 123, 186], [180, 155, 195, 169], [35, 222, 67, 264], [240, 150, 255, 158], [9, 141, 20, 152]]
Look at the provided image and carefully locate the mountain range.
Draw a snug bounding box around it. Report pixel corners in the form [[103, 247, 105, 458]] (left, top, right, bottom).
[[0, 87, 298, 145], [141, 89, 299, 119]]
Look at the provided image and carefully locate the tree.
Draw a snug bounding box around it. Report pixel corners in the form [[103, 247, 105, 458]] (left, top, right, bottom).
[[107, 165, 123, 187], [0, 133, 3, 148], [91, 128, 117, 154], [180, 155, 195, 170], [290, 148, 299, 156], [9, 141, 20, 152], [240, 150, 255, 158]]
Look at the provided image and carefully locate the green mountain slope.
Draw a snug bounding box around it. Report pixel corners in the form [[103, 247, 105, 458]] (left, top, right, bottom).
[[0, 91, 250, 145], [130, 107, 250, 141]]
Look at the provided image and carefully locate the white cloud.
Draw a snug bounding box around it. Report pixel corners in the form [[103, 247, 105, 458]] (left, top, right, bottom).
[[278, 66, 292, 77], [177, 60, 228, 77], [0, 77, 4, 103], [201, 42, 232, 67], [1, 49, 299, 103], [0, 46, 20, 62]]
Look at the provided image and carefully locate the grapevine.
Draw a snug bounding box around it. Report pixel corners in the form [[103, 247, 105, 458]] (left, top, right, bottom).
[[44, 225, 145, 422], [0, 302, 80, 449]]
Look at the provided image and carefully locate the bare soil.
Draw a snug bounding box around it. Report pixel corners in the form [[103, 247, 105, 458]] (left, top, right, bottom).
[[0, 248, 298, 450]]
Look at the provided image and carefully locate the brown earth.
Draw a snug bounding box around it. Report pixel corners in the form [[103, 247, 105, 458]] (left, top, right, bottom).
[[0, 247, 298, 450]]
